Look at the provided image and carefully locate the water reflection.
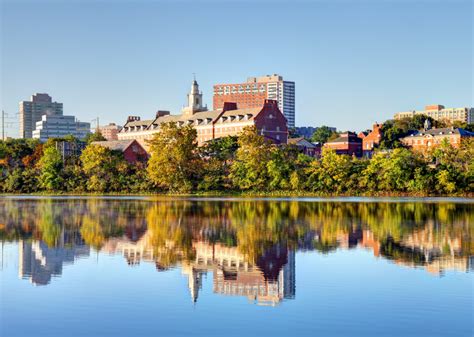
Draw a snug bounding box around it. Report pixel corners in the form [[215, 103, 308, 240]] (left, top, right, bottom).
[[1, 198, 472, 304]]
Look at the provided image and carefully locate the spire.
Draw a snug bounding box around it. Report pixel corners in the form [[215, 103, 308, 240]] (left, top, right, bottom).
[[182, 75, 208, 115]]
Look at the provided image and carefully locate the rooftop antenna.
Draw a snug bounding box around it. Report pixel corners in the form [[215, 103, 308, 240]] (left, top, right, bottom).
[[193, 72, 196, 81]]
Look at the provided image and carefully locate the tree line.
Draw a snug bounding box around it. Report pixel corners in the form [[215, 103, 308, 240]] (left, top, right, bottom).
[[0, 121, 473, 195]]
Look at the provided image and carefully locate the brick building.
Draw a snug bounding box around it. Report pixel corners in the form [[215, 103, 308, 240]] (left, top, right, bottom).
[[288, 137, 320, 157], [99, 123, 122, 140], [361, 123, 383, 156], [213, 74, 295, 128], [91, 140, 148, 163], [400, 127, 474, 151], [118, 79, 288, 145], [323, 132, 362, 157]]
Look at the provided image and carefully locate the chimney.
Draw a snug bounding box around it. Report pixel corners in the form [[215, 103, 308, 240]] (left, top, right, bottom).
[[222, 102, 238, 112], [264, 99, 278, 107], [155, 110, 170, 118], [127, 116, 140, 123]]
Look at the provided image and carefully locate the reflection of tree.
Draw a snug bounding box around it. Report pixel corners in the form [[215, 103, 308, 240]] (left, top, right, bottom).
[[1, 198, 472, 271], [37, 202, 61, 247], [80, 217, 105, 250]]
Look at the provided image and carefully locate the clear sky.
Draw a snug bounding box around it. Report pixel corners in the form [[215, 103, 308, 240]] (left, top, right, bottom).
[[1, 0, 472, 137]]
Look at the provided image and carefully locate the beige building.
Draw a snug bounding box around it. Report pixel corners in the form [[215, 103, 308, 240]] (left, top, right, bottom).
[[19, 93, 63, 138], [394, 104, 473, 124]]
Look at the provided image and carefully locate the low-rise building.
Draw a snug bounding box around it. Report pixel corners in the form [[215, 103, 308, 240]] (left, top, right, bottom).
[[400, 127, 474, 151], [394, 104, 473, 124], [118, 79, 288, 145], [99, 123, 122, 140], [361, 123, 383, 156], [32, 115, 91, 142], [91, 140, 148, 163], [323, 132, 362, 157], [288, 137, 320, 157]]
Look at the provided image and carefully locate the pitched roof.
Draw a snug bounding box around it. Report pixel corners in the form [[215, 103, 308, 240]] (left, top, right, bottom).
[[410, 127, 474, 137], [91, 140, 137, 151], [122, 106, 262, 132], [288, 137, 316, 148]]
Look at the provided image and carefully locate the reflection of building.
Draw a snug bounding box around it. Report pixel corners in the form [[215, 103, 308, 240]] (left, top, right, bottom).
[[182, 242, 295, 305], [19, 235, 89, 285]]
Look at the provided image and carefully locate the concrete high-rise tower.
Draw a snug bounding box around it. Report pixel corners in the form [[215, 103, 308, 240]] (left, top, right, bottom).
[[19, 93, 63, 138]]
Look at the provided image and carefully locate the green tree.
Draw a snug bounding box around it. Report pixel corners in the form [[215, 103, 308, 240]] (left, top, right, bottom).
[[230, 126, 273, 190], [305, 148, 354, 193], [85, 131, 106, 144], [80, 144, 125, 192], [38, 146, 63, 191], [360, 148, 427, 192], [311, 126, 337, 144], [147, 122, 201, 192]]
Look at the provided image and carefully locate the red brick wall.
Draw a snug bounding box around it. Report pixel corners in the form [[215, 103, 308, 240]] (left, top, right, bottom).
[[123, 141, 148, 163], [254, 100, 288, 144], [362, 123, 382, 151]]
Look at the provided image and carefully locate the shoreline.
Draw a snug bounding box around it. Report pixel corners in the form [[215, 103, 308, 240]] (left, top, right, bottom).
[[1, 191, 473, 200]]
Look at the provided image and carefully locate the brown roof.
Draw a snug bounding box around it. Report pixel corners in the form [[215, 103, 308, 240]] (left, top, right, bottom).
[[122, 106, 261, 132], [91, 140, 137, 152]]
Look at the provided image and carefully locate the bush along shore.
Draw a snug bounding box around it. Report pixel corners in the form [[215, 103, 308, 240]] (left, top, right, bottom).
[[1, 123, 473, 196]]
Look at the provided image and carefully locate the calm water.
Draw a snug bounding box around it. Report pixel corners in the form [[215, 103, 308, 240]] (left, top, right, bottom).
[[1, 197, 473, 337]]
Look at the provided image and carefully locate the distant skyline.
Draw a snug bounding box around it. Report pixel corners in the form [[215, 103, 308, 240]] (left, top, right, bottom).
[[1, 0, 472, 138]]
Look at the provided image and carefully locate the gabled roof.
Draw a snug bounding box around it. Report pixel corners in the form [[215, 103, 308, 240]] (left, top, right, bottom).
[[288, 137, 316, 148], [91, 140, 138, 151]]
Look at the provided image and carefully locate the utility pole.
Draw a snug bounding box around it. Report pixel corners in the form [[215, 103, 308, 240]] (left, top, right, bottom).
[[1, 110, 4, 141]]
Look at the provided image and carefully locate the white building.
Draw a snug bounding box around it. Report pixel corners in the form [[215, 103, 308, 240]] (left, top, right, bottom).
[[32, 115, 91, 141]]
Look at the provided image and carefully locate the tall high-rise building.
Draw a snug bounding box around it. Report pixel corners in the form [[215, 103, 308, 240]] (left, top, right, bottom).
[[19, 93, 63, 138], [213, 74, 296, 128]]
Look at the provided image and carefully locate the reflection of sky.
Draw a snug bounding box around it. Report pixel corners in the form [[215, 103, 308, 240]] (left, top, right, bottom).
[[2, 243, 472, 337]]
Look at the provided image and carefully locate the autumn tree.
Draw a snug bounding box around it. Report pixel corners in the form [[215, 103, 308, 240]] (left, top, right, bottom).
[[230, 126, 273, 190], [80, 144, 127, 192], [147, 122, 202, 192]]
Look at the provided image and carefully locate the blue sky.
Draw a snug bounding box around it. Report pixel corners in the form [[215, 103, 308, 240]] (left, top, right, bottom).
[[1, 0, 472, 137]]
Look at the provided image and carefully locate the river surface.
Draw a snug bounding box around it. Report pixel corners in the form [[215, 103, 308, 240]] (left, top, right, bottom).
[[1, 196, 473, 337]]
